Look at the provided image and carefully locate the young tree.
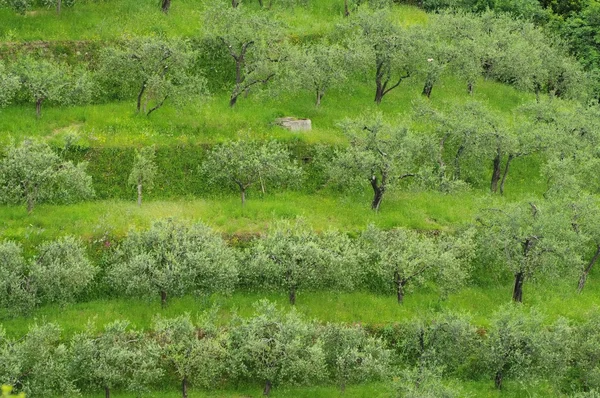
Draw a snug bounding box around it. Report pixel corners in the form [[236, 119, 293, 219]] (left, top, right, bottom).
[[394, 366, 460, 398], [30, 236, 96, 306], [202, 139, 301, 206], [0, 140, 94, 213], [108, 219, 238, 307], [0, 62, 20, 108], [287, 40, 349, 106], [344, 7, 419, 104], [477, 201, 573, 302], [321, 323, 390, 392], [128, 146, 157, 206], [228, 300, 326, 396], [357, 226, 473, 304], [0, 241, 36, 315], [242, 219, 355, 305], [98, 38, 206, 115], [70, 320, 161, 398], [327, 114, 420, 211], [204, 3, 285, 107], [153, 312, 228, 398], [572, 314, 600, 392]]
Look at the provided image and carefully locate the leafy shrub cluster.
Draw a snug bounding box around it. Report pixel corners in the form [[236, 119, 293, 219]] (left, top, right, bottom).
[[2, 302, 600, 397]]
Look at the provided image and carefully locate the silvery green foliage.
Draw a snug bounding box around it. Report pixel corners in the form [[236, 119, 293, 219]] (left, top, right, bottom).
[[321, 323, 391, 392], [108, 220, 238, 305], [69, 320, 162, 397], [0, 241, 36, 315], [484, 305, 548, 389], [0, 140, 94, 213], [242, 219, 356, 304], [476, 200, 575, 302], [328, 114, 421, 211], [571, 315, 600, 391], [286, 40, 349, 106], [30, 236, 96, 305], [0, 0, 32, 14], [153, 311, 228, 390], [228, 300, 326, 395], [0, 323, 78, 398], [357, 225, 473, 303], [203, 3, 285, 107], [394, 366, 460, 398], [0, 62, 20, 108], [202, 140, 302, 205], [128, 146, 158, 205], [97, 38, 206, 115], [572, 392, 600, 398]]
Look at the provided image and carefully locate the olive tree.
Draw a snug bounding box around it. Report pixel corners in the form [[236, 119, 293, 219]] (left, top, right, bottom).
[[242, 219, 356, 305], [287, 40, 349, 106], [228, 300, 326, 396], [153, 312, 228, 398], [0, 241, 36, 315], [0, 140, 94, 213], [343, 7, 419, 104], [202, 139, 302, 206], [394, 366, 460, 398], [108, 219, 238, 307], [98, 38, 206, 115], [321, 323, 390, 392], [327, 114, 420, 211], [0, 323, 77, 398], [128, 146, 157, 206], [0, 62, 20, 108], [357, 226, 474, 304], [204, 3, 285, 107], [477, 201, 573, 302], [70, 320, 161, 398], [30, 236, 96, 306]]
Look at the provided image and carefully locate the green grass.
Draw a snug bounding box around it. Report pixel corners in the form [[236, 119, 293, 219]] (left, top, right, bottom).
[[3, 276, 599, 338], [0, 75, 534, 148]]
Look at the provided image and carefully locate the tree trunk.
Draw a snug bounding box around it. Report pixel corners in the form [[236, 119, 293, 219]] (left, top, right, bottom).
[[512, 272, 524, 303], [232, 0, 239, 7], [137, 183, 143, 206], [468, 81, 474, 95], [494, 370, 503, 389], [578, 245, 600, 293], [289, 285, 296, 305], [161, 290, 167, 307], [422, 80, 433, 98], [182, 376, 188, 398], [499, 154, 514, 195], [491, 151, 501, 193], [161, 0, 171, 13], [258, 0, 263, 6], [263, 379, 272, 396], [395, 271, 405, 304], [229, 94, 239, 107], [35, 98, 43, 119], [344, 0, 349, 17], [340, 380, 346, 393], [105, 387, 110, 398], [316, 89, 323, 106], [374, 80, 384, 105], [240, 188, 246, 206], [454, 145, 465, 180], [57, 0, 61, 14], [137, 81, 146, 113], [26, 196, 34, 214], [370, 175, 385, 211]]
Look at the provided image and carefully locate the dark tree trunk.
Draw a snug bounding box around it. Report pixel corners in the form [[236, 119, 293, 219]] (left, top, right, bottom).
[[499, 154, 514, 195], [263, 379, 272, 396], [422, 80, 433, 98], [105, 387, 110, 398], [491, 150, 502, 193], [232, 0, 239, 7], [371, 184, 384, 211], [240, 188, 246, 206], [289, 285, 296, 305], [578, 245, 600, 293], [27, 196, 34, 214], [512, 272, 524, 303], [137, 81, 147, 113], [137, 183, 143, 206], [182, 376, 188, 398], [229, 94, 238, 107], [161, 290, 167, 307], [57, 0, 61, 14], [258, 0, 263, 6], [316, 89, 323, 106], [468, 81, 474, 95], [344, 0, 349, 16], [494, 370, 503, 389], [454, 145, 465, 180], [395, 271, 405, 304], [374, 79, 385, 105], [161, 0, 171, 13], [35, 98, 43, 118]]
